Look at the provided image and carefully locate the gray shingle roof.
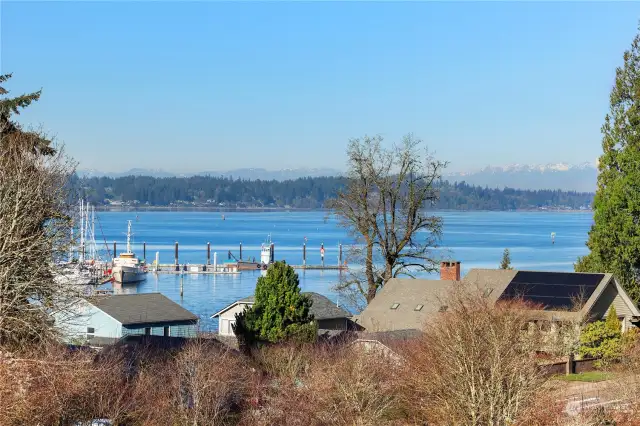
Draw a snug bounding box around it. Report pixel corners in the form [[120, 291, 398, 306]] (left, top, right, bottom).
[[216, 292, 350, 321], [90, 293, 198, 326], [355, 278, 458, 332], [356, 269, 640, 333]]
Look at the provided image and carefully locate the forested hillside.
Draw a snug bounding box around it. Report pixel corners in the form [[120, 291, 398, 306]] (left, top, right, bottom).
[[71, 175, 594, 210]]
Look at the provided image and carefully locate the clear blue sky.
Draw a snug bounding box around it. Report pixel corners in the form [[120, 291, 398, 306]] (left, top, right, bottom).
[[2, 1, 639, 173]]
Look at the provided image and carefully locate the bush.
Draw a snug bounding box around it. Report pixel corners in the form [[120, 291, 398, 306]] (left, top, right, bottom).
[[579, 307, 626, 366], [400, 287, 545, 425]]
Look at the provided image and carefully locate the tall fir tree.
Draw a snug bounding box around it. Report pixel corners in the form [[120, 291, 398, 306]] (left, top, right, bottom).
[[576, 29, 640, 301], [499, 248, 513, 270], [233, 261, 316, 345], [0, 73, 54, 156]]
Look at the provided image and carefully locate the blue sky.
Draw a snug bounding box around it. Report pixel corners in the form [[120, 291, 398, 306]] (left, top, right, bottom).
[[2, 1, 639, 173]]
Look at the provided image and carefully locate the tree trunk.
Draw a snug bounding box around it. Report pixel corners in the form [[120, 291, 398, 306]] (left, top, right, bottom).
[[365, 240, 376, 303]]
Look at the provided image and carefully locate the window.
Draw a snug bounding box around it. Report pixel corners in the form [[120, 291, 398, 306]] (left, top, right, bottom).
[[438, 305, 448, 312], [390, 303, 400, 310], [164, 326, 170, 337], [144, 327, 151, 336], [414, 304, 424, 311], [483, 288, 493, 298], [87, 327, 95, 334]]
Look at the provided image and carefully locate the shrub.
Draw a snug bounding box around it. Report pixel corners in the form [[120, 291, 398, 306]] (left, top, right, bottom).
[[579, 307, 624, 365], [401, 288, 545, 425]]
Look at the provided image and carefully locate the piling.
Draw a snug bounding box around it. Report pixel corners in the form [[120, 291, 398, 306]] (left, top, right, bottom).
[[143, 242, 146, 263], [269, 243, 275, 264], [239, 242, 243, 261], [321, 242, 325, 267], [204, 242, 210, 271], [174, 242, 179, 271], [213, 252, 218, 272], [113, 241, 117, 258], [339, 243, 342, 264], [155, 252, 159, 273], [303, 242, 306, 266], [180, 274, 184, 297]]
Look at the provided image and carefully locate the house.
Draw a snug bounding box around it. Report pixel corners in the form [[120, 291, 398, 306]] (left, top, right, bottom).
[[355, 261, 640, 334], [56, 293, 199, 345], [211, 292, 353, 337]]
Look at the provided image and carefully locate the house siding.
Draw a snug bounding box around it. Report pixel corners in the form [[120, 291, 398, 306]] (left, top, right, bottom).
[[589, 280, 635, 330], [54, 300, 122, 342], [123, 322, 197, 338], [218, 303, 252, 336]]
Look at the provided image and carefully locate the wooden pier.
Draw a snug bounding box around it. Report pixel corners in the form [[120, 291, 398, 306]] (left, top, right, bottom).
[[149, 263, 347, 275], [107, 239, 348, 276]]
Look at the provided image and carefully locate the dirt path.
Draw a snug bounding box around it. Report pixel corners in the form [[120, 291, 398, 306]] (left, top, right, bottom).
[[553, 374, 640, 416]]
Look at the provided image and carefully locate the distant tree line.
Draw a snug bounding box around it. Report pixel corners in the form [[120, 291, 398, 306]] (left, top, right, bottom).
[[70, 174, 594, 210]]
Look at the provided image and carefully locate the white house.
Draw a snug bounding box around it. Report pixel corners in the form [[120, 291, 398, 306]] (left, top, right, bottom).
[[211, 292, 353, 337], [55, 293, 199, 345]]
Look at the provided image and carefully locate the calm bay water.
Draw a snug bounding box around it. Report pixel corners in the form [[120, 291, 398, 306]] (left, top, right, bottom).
[[94, 211, 593, 331]]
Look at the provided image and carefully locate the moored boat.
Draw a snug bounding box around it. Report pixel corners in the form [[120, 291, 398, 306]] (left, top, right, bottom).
[[111, 220, 146, 283]]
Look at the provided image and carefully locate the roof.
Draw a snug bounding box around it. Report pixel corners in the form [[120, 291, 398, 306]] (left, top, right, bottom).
[[356, 329, 423, 342], [89, 293, 198, 326], [356, 269, 640, 333], [211, 292, 351, 320], [354, 278, 458, 332]]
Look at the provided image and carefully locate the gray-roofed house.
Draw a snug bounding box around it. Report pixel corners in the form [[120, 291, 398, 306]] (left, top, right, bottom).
[[55, 293, 199, 345], [211, 292, 353, 337], [355, 262, 640, 334]]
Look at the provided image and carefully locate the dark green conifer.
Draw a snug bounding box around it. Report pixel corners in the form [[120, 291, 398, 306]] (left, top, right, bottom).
[[576, 29, 640, 300]]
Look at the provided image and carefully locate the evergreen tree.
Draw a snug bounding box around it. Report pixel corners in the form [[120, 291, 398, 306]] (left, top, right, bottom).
[[575, 29, 640, 300], [0, 73, 54, 156], [499, 248, 513, 270], [579, 306, 623, 365], [233, 261, 316, 345]]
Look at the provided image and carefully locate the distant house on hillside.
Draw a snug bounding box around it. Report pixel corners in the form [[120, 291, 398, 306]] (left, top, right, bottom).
[[211, 292, 355, 338], [355, 261, 640, 334], [55, 293, 199, 346]]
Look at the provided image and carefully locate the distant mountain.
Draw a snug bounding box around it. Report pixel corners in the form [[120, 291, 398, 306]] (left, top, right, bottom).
[[76, 167, 343, 181], [444, 163, 597, 192], [198, 168, 343, 181]]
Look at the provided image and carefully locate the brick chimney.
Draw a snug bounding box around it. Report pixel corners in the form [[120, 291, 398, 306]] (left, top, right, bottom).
[[440, 261, 461, 281]]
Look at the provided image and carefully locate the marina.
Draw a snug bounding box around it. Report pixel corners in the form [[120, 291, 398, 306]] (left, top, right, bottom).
[[85, 210, 593, 332]]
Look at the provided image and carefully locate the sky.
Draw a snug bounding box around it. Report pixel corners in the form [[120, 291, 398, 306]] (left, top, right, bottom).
[[2, 1, 640, 174]]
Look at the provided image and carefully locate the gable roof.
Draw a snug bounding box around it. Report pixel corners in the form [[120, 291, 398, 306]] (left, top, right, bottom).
[[356, 269, 640, 333], [89, 293, 198, 326], [211, 292, 351, 320], [354, 278, 458, 332]]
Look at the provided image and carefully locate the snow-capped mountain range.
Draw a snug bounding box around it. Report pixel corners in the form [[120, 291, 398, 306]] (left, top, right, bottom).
[[443, 162, 597, 192]]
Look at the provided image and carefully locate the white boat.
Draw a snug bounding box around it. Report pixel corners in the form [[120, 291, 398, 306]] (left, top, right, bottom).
[[111, 220, 146, 284]]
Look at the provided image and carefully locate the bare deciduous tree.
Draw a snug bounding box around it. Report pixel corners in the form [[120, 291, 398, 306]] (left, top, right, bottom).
[[402, 288, 545, 425], [329, 134, 446, 304], [0, 129, 77, 347]]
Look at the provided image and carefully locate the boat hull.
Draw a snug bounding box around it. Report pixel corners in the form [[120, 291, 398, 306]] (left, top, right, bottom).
[[112, 266, 146, 283]]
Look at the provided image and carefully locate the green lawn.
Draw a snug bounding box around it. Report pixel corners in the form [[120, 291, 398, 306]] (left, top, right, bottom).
[[555, 371, 613, 382]]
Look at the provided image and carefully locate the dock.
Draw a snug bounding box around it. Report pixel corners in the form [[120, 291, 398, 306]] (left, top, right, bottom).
[[149, 263, 347, 274], [104, 238, 348, 276]]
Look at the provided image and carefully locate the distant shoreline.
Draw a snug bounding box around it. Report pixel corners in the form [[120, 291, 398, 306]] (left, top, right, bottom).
[[94, 206, 592, 213]]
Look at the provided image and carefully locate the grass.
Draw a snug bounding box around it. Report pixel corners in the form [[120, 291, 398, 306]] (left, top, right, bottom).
[[555, 371, 613, 382]]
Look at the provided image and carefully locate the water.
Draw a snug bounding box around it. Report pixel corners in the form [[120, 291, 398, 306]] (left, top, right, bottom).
[[92, 211, 593, 331]]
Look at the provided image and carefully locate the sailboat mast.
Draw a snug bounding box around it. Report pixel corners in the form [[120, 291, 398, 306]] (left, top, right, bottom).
[[90, 204, 96, 260], [126, 220, 132, 253], [79, 199, 85, 263]]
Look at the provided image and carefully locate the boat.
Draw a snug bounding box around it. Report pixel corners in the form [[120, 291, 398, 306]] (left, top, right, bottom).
[[111, 220, 146, 283]]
